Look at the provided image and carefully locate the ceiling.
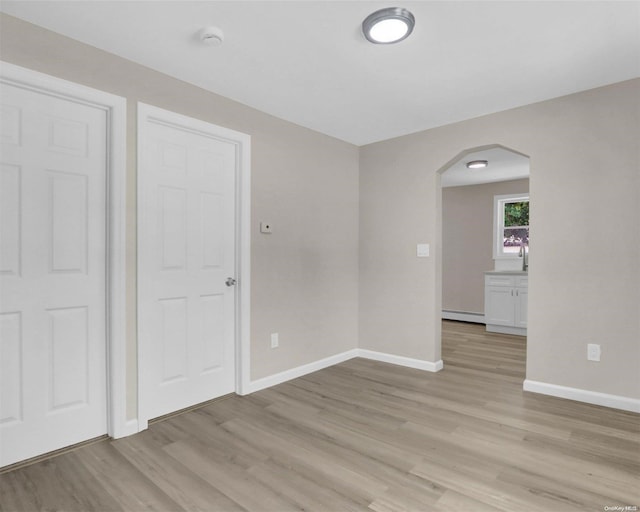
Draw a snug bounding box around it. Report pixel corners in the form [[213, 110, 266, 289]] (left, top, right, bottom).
[[441, 147, 529, 188], [1, 1, 639, 146]]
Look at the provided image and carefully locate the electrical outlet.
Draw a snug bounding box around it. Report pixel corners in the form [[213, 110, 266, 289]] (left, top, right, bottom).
[[271, 333, 279, 349], [587, 343, 601, 362]]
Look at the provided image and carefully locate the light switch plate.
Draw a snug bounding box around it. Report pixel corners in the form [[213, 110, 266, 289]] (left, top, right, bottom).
[[417, 243, 430, 257], [260, 222, 273, 234]]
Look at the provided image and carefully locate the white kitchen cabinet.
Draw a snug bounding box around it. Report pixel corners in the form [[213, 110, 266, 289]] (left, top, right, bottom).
[[484, 272, 528, 336]]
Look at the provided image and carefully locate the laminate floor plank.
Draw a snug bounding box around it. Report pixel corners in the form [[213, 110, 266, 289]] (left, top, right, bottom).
[[248, 405, 448, 505], [111, 431, 247, 512], [444, 424, 638, 503], [433, 489, 504, 512], [495, 465, 631, 512], [265, 401, 425, 471], [411, 458, 586, 512], [246, 458, 370, 512], [170, 410, 271, 468], [485, 399, 640, 441], [161, 439, 296, 512], [0, 452, 122, 512], [1, 320, 638, 512], [76, 440, 185, 512], [219, 417, 389, 504]]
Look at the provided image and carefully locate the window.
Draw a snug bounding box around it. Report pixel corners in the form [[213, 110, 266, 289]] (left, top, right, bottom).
[[494, 193, 529, 258]]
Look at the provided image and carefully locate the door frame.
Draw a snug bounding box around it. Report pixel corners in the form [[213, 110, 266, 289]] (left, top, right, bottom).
[[0, 62, 128, 438], [435, 143, 530, 364], [136, 102, 251, 430]]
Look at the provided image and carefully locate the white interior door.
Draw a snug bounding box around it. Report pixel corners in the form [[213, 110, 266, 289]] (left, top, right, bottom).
[[138, 105, 239, 421], [0, 82, 108, 467]]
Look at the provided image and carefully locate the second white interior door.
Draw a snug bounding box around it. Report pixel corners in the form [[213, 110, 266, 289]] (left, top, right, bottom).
[[138, 105, 238, 421]]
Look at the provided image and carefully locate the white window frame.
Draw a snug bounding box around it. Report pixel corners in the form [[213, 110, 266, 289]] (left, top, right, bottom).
[[493, 193, 529, 260]]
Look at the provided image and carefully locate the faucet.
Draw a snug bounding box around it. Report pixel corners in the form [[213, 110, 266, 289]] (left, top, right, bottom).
[[519, 242, 528, 271]]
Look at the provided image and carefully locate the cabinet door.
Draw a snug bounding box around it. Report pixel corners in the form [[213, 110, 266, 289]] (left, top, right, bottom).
[[514, 287, 528, 328], [485, 286, 515, 326]]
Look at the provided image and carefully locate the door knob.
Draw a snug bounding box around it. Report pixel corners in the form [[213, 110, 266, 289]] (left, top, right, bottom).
[[225, 277, 237, 287]]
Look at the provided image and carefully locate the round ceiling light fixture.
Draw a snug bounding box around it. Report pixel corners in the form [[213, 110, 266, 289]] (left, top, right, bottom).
[[200, 26, 224, 47], [362, 7, 415, 44], [466, 160, 489, 169]]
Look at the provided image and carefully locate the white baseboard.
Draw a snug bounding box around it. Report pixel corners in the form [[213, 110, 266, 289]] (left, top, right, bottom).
[[244, 349, 359, 394], [442, 310, 485, 324], [523, 380, 640, 413], [245, 348, 443, 394], [358, 349, 444, 372], [486, 324, 526, 336]]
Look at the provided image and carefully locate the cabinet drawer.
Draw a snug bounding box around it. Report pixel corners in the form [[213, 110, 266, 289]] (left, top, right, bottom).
[[516, 276, 528, 287], [485, 275, 515, 287]]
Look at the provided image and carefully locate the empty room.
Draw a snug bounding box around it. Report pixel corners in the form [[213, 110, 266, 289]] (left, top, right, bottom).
[[0, 1, 638, 511]]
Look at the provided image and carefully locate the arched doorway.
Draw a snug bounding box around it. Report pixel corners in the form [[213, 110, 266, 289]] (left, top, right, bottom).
[[436, 144, 531, 371]]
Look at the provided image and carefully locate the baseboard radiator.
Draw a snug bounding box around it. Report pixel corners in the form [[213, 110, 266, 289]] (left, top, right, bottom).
[[442, 310, 486, 324]]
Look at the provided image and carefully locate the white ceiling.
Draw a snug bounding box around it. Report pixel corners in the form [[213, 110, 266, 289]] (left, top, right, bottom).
[[441, 147, 529, 188], [2, 1, 639, 146]]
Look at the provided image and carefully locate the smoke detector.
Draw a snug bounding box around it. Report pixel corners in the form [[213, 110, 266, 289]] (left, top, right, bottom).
[[200, 26, 224, 47]]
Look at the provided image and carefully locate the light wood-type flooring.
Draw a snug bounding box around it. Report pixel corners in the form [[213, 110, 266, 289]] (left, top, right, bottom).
[[1, 321, 639, 511]]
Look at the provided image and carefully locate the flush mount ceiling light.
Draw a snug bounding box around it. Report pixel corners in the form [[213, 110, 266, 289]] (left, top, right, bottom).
[[466, 160, 489, 169], [362, 7, 415, 44]]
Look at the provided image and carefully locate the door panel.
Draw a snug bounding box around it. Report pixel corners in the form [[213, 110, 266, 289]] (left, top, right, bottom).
[[515, 288, 528, 328], [485, 287, 515, 326], [48, 171, 88, 273], [159, 297, 189, 383], [0, 83, 108, 467], [0, 164, 21, 276], [139, 109, 237, 421], [201, 294, 225, 373], [0, 312, 22, 425]]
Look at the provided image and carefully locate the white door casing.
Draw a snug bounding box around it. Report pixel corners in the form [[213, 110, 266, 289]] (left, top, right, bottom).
[[137, 103, 250, 427], [0, 62, 126, 468]]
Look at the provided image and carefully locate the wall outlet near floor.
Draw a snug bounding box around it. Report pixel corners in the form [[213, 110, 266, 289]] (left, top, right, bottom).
[[271, 332, 279, 349], [260, 222, 273, 234], [587, 343, 601, 362]]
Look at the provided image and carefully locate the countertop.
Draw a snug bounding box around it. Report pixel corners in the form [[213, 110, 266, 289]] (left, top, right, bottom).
[[484, 270, 528, 275]]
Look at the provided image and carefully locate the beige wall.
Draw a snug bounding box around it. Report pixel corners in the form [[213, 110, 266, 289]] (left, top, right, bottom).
[[0, 14, 360, 419], [360, 79, 639, 400], [442, 179, 529, 314], [2, 13, 638, 412]]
